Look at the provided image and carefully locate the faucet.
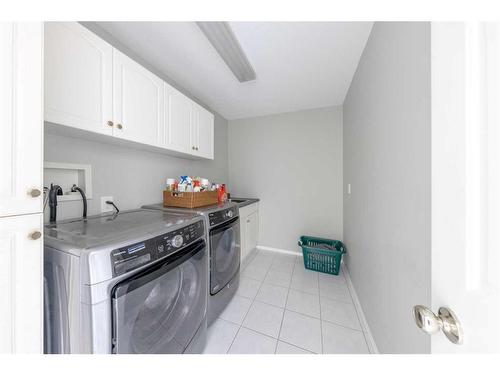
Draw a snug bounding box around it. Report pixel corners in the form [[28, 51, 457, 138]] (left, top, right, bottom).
[[48, 184, 63, 223]]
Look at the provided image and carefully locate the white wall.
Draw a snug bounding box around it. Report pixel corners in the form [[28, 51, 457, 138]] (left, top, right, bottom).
[[44, 114, 228, 222], [228, 106, 343, 253], [343, 22, 431, 353]]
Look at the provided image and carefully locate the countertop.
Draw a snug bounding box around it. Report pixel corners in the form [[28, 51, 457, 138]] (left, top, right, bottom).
[[230, 197, 260, 208]]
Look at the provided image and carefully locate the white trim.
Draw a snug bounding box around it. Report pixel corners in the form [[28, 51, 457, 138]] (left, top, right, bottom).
[[256, 245, 301, 256], [341, 262, 379, 354]]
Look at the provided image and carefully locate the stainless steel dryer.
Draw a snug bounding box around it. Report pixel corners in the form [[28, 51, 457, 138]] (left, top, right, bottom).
[[142, 203, 240, 326], [43, 209, 208, 354]]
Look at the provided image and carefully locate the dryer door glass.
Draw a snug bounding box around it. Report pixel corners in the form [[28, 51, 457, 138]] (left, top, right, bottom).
[[111, 240, 207, 354], [209, 217, 241, 295]]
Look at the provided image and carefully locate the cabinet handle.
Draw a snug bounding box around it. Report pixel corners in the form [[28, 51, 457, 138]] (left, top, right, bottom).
[[247, 219, 250, 223], [107, 121, 114, 127], [192, 146, 195, 150], [28, 188, 41, 198], [28, 231, 41, 240], [116, 124, 123, 130], [195, 147, 199, 151]]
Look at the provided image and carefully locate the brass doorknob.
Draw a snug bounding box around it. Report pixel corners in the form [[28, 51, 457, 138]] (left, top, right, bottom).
[[413, 305, 463, 344], [28, 231, 42, 240], [29, 188, 41, 197]]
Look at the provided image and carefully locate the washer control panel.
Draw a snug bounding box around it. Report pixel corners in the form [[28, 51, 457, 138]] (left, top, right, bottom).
[[208, 207, 238, 227], [155, 220, 204, 258], [110, 220, 205, 276]]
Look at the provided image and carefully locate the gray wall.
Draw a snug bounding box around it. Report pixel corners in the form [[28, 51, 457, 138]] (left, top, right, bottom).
[[228, 106, 343, 253], [343, 22, 431, 353], [44, 114, 228, 222]]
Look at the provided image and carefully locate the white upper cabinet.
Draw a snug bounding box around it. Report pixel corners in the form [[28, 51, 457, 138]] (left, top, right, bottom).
[[164, 84, 192, 153], [44, 22, 215, 160], [44, 22, 113, 135], [0, 22, 43, 217], [194, 104, 215, 160], [113, 49, 164, 146]]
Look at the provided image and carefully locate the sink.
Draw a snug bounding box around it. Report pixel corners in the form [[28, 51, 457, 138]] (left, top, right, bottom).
[[229, 199, 247, 203]]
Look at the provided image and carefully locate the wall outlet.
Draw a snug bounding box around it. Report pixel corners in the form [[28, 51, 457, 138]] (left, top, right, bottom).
[[101, 196, 114, 213]]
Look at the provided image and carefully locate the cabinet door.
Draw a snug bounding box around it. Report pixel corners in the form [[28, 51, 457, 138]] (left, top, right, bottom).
[[165, 84, 192, 153], [113, 49, 164, 146], [0, 22, 43, 217], [0, 213, 43, 353], [44, 22, 113, 135], [245, 211, 259, 254], [195, 105, 215, 160]]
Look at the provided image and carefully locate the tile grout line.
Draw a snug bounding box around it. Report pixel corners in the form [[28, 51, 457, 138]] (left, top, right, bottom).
[[339, 265, 371, 353], [227, 250, 276, 353], [225, 251, 368, 354], [274, 256, 296, 353]]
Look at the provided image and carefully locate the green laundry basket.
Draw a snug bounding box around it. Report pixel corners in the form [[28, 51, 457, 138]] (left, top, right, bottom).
[[297, 236, 346, 275]]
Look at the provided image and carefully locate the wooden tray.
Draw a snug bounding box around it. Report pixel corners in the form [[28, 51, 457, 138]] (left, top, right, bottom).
[[163, 190, 219, 208]]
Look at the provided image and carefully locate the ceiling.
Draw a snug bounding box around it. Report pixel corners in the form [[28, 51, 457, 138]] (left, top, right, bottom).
[[95, 22, 373, 120]]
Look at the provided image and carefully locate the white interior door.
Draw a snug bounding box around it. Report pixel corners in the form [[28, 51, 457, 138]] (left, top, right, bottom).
[[0, 22, 43, 217], [44, 22, 113, 135], [430, 22, 499, 353], [113, 49, 164, 146]]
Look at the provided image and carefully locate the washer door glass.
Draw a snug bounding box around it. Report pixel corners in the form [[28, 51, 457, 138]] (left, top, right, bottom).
[[210, 218, 241, 294], [111, 240, 207, 354]]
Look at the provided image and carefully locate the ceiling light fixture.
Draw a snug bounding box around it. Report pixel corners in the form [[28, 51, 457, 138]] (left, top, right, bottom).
[[197, 22, 256, 83]]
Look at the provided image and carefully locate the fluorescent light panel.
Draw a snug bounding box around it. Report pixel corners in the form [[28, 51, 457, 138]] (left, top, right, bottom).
[[197, 22, 256, 82]]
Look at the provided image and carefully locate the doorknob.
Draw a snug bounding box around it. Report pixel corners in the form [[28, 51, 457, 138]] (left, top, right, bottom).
[[28, 188, 41, 197], [412, 305, 464, 345]]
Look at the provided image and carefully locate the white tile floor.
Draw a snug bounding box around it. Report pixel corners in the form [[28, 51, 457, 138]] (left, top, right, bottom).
[[202, 249, 371, 354]]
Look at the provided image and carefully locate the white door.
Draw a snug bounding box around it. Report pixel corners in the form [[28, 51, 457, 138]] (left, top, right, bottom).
[[427, 22, 499, 353], [113, 49, 164, 146], [165, 85, 192, 154], [0, 22, 43, 217], [44, 22, 113, 135], [0, 213, 43, 353], [195, 106, 215, 159]]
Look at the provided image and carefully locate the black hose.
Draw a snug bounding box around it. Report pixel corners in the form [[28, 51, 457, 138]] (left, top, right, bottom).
[[106, 200, 120, 214], [71, 185, 87, 219], [49, 184, 62, 223]]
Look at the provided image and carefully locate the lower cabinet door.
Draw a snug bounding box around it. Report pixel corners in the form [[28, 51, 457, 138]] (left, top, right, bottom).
[[0, 213, 43, 353], [245, 211, 259, 252]]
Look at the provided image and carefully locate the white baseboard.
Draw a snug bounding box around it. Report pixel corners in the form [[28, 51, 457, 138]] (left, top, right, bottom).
[[341, 263, 379, 354], [256, 245, 301, 256]]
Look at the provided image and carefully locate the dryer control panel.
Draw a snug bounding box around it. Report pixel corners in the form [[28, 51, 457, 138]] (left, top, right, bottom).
[[208, 207, 238, 227], [110, 220, 205, 276]]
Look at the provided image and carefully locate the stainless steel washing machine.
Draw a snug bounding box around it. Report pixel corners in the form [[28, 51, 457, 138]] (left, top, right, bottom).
[[142, 203, 240, 326], [43, 209, 208, 354]]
